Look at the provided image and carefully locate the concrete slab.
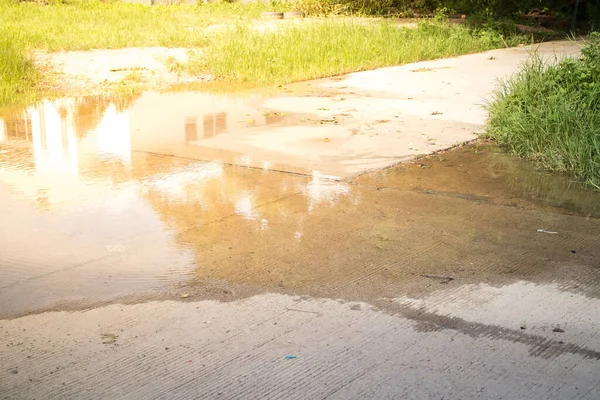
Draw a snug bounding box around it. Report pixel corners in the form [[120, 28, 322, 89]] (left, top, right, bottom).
[[247, 40, 581, 177], [3, 292, 600, 400], [210, 41, 579, 178]]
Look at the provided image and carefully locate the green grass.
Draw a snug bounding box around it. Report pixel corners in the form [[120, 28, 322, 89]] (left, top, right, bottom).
[[195, 21, 527, 85], [0, 0, 533, 106], [486, 34, 600, 189], [0, 0, 281, 51], [0, 35, 40, 106], [0, 0, 283, 105]]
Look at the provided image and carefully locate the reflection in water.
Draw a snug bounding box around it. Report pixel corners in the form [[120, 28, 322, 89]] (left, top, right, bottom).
[[0, 92, 350, 222], [304, 171, 353, 213], [1, 92, 599, 317], [1, 92, 597, 219], [96, 104, 131, 165], [185, 112, 227, 143], [184, 116, 197, 143], [202, 112, 227, 139], [235, 192, 260, 221], [142, 162, 224, 203], [0, 94, 353, 314], [1, 93, 598, 220]]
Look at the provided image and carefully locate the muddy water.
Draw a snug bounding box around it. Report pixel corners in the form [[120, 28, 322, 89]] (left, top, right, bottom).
[[1, 93, 599, 318], [356, 143, 600, 218]]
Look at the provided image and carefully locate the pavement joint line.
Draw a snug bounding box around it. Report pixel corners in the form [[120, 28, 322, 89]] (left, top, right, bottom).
[[130, 149, 317, 179]]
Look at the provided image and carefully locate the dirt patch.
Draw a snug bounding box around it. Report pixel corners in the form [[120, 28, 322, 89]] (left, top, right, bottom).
[[29, 17, 427, 97], [34, 47, 211, 96]]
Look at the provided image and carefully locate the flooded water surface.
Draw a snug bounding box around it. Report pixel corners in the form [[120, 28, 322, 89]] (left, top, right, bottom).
[[5, 43, 600, 400], [357, 144, 600, 218], [0, 91, 599, 317]]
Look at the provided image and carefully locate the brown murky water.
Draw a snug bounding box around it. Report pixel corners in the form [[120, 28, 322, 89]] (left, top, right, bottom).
[[356, 143, 600, 218], [1, 92, 599, 318]]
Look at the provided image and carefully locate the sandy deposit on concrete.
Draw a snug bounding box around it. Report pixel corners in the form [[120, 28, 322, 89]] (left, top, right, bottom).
[[27, 14, 558, 98], [34, 47, 210, 96]]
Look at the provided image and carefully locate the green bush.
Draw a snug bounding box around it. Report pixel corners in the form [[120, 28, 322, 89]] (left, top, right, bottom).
[[291, 0, 575, 17], [291, 0, 402, 16], [291, 0, 470, 16], [486, 33, 600, 188]]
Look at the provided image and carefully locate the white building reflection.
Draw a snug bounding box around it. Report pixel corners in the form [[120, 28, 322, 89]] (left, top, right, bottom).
[[302, 171, 352, 213], [29, 99, 79, 176], [0, 99, 107, 208], [0, 92, 355, 220], [96, 104, 131, 165]]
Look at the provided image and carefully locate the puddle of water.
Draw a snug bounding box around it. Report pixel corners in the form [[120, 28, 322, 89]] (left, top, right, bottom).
[[356, 143, 600, 218], [0, 91, 316, 179], [1, 92, 599, 318], [0, 93, 355, 316]]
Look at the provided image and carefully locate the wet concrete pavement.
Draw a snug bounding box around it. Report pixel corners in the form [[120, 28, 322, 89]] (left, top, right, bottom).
[[2, 42, 600, 399]]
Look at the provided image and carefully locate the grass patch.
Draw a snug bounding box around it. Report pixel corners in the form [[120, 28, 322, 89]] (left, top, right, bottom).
[[0, 0, 282, 51], [0, 35, 40, 106], [486, 34, 600, 189], [0, 0, 535, 106], [195, 21, 529, 85], [0, 0, 281, 105]]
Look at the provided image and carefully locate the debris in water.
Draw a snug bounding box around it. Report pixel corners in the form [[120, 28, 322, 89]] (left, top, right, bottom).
[[537, 229, 558, 234], [285, 355, 297, 359], [319, 119, 337, 125], [552, 327, 565, 333], [101, 333, 118, 345], [421, 274, 454, 284]]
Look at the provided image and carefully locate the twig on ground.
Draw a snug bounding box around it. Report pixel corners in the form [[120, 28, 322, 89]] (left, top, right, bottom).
[[285, 308, 322, 315], [421, 274, 455, 283]]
